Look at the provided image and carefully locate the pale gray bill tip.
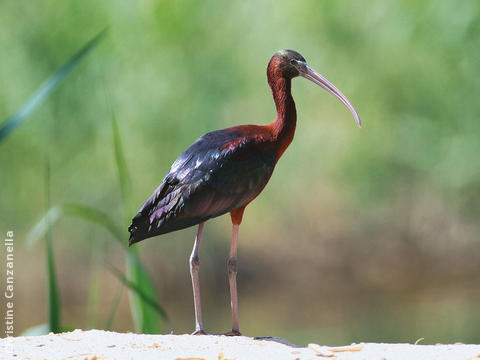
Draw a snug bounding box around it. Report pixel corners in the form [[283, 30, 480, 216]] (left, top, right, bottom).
[[300, 64, 361, 128]]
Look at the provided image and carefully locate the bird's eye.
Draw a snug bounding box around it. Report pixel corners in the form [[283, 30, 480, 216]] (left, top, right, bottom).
[[290, 59, 296, 65]]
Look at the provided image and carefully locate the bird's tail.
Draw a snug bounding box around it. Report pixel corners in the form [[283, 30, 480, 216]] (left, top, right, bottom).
[[128, 213, 149, 246], [128, 182, 168, 246]]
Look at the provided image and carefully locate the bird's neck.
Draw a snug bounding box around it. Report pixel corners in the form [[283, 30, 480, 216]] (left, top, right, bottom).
[[268, 76, 297, 158]]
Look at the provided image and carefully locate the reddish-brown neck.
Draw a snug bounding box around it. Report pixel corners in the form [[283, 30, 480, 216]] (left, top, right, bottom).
[[266, 64, 297, 159]]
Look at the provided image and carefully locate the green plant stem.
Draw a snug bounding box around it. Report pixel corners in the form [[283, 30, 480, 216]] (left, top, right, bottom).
[[105, 282, 124, 331], [45, 160, 60, 333]]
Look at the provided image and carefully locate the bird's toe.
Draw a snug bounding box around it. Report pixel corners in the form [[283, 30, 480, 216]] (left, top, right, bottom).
[[222, 330, 242, 336]]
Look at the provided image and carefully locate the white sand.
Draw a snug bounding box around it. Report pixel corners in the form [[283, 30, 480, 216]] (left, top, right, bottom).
[[2, 329, 480, 360]]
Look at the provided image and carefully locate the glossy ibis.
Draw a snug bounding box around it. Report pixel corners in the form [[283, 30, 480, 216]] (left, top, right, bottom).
[[128, 49, 361, 335]]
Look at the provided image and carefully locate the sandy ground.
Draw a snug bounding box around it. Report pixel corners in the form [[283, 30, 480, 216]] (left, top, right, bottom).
[[2, 329, 480, 360]]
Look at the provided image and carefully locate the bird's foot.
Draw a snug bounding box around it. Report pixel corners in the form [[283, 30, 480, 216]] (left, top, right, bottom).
[[222, 330, 242, 336], [191, 329, 208, 335]]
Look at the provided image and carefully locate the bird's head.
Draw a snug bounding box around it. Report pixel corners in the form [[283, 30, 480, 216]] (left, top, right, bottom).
[[269, 49, 361, 127]]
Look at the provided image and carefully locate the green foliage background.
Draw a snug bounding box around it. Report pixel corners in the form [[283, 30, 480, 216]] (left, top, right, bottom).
[[1, 0, 479, 344]]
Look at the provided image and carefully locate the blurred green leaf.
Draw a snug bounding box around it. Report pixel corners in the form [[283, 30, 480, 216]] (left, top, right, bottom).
[[28, 203, 125, 248], [104, 282, 124, 331], [27, 206, 62, 248], [126, 250, 163, 333], [111, 105, 132, 226], [60, 204, 125, 246], [21, 323, 76, 336], [26, 200, 164, 332], [20, 323, 50, 336], [44, 160, 60, 333], [109, 110, 163, 333], [0, 28, 107, 143], [85, 242, 103, 329], [107, 260, 169, 323]]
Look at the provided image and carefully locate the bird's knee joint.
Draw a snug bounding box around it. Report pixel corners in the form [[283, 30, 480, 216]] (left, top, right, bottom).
[[227, 257, 237, 275], [190, 255, 200, 271]]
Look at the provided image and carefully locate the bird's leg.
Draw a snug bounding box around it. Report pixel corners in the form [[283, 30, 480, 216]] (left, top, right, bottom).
[[225, 224, 241, 336], [190, 222, 206, 335]]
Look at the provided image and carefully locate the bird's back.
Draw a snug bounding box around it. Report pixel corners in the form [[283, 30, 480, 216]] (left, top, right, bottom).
[[128, 126, 277, 244]]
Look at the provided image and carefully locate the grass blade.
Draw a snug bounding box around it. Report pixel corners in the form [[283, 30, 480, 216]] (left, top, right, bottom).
[[109, 111, 163, 333], [126, 251, 164, 333], [111, 108, 132, 227], [104, 282, 124, 331], [27, 206, 62, 248], [28, 203, 125, 248], [61, 203, 125, 246], [44, 160, 60, 333], [21, 323, 75, 336], [0, 28, 107, 143], [107, 261, 169, 323], [20, 324, 50, 336], [85, 241, 103, 329]]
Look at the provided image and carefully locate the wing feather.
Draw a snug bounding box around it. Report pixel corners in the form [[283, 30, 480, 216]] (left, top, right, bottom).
[[129, 128, 276, 244]]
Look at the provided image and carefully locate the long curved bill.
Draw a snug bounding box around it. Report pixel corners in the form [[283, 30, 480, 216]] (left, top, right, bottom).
[[299, 63, 361, 127]]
